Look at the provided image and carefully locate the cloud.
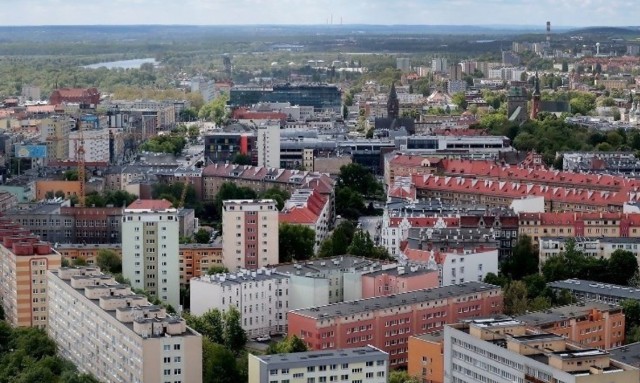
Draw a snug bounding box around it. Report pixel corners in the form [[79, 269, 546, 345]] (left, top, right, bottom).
[[0, 0, 636, 26]]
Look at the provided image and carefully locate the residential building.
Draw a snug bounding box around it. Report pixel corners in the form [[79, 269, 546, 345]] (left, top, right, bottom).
[[432, 58, 448, 73], [257, 122, 281, 168], [39, 116, 74, 160], [287, 281, 503, 367], [122, 199, 180, 308], [516, 303, 625, 349], [408, 331, 444, 383], [384, 154, 439, 186], [203, 132, 257, 165], [47, 267, 202, 383], [444, 317, 639, 383], [248, 346, 389, 383], [230, 84, 342, 112], [21, 84, 41, 101], [539, 237, 640, 266], [275, 256, 396, 309], [35, 180, 81, 201], [501, 50, 521, 66], [609, 342, 640, 369], [548, 278, 640, 305], [279, 188, 331, 251], [56, 243, 122, 264], [222, 199, 279, 271], [0, 221, 61, 328], [68, 128, 111, 163], [361, 266, 439, 298], [178, 243, 223, 288], [190, 268, 289, 337], [447, 80, 467, 95], [49, 87, 100, 106]]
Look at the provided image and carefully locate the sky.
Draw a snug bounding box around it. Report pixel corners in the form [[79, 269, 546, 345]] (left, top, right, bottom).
[[0, 0, 637, 27]]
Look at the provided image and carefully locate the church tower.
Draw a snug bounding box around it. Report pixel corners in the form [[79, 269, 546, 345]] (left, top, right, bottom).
[[530, 72, 541, 119], [387, 83, 399, 119]]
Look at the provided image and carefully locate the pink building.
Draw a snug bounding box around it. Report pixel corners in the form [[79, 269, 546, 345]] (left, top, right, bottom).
[[361, 266, 439, 299], [288, 281, 503, 368]]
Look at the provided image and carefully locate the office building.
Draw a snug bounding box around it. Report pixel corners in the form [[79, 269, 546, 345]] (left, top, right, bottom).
[[288, 282, 503, 367], [432, 58, 448, 73], [230, 84, 342, 112], [122, 199, 180, 308], [447, 80, 467, 95], [0, 221, 61, 328], [222, 199, 279, 271], [257, 123, 281, 168], [47, 267, 202, 383], [444, 317, 639, 383], [408, 331, 444, 383], [190, 268, 289, 337], [248, 346, 389, 383], [515, 302, 625, 349], [203, 132, 257, 165], [548, 278, 640, 305]]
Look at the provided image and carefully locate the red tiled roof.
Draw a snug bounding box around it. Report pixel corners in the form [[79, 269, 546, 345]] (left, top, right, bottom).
[[279, 208, 317, 225], [389, 154, 440, 167], [26, 105, 56, 114], [126, 199, 173, 210]]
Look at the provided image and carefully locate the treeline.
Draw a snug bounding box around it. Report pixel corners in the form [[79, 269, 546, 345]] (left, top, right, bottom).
[[0, 320, 99, 382]]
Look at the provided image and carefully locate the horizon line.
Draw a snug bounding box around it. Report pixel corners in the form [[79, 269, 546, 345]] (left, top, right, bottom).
[[1, 23, 638, 28]]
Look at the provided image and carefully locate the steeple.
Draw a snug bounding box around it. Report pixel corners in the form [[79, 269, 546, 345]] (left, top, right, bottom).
[[530, 72, 541, 120], [387, 82, 399, 119], [533, 71, 541, 97]]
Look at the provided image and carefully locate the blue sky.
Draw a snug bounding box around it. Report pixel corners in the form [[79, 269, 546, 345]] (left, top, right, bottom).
[[0, 0, 636, 26]]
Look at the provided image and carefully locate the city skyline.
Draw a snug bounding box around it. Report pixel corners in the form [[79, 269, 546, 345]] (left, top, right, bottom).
[[1, 0, 638, 27]]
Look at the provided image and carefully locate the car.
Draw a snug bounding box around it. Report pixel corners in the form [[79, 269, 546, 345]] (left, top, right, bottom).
[[255, 335, 271, 342]]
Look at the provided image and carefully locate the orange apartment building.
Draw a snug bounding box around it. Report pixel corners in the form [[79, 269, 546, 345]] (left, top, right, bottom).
[[519, 212, 640, 243], [515, 302, 625, 349], [35, 180, 82, 200], [0, 218, 61, 328], [385, 154, 439, 186], [56, 244, 122, 264], [179, 243, 223, 287], [408, 332, 444, 383]]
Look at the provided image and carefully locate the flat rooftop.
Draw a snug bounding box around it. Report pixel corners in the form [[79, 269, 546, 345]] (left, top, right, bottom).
[[609, 342, 640, 368], [275, 256, 390, 276], [515, 302, 621, 326], [548, 279, 640, 300], [253, 346, 386, 366], [291, 281, 499, 320]]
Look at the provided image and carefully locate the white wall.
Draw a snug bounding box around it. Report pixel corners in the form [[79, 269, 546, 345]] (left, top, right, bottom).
[[440, 250, 498, 287]]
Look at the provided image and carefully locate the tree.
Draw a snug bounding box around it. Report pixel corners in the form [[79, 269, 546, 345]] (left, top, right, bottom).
[[501, 235, 538, 280], [452, 92, 467, 110], [213, 182, 258, 221], [335, 186, 366, 220], [337, 163, 383, 198], [199, 94, 229, 126], [607, 250, 639, 285], [266, 335, 308, 354], [207, 265, 229, 275], [96, 249, 121, 274], [261, 187, 291, 211], [193, 228, 211, 244], [279, 223, 315, 262], [202, 340, 240, 383], [622, 299, 640, 330], [72, 257, 87, 266], [504, 280, 529, 316], [389, 370, 420, 383], [318, 221, 356, 258], [223, 306, 247, 354], [231, 153, 252, 165], [483, 272, 508, 287], [570, 92, 596, 115]]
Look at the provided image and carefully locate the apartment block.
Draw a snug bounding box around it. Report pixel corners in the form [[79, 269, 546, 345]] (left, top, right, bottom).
[[47, 267, 202, 383], [287, 282, 503, 367], [0, 220, 61, 328], [56, 243, 122, 264], [548, 278, 640, 305], [222, 199, 279, 271], [122, 199, 180, 308], [68, 128, 111, 163], [257, 122, 281, 168], [279, 188, 331, 251], [178, 243, 223, 287], [361, 266, 439, 299], [516, 303, 625, 349], [539, 237, 640, 265], [190, 268, 289, 337], [248, 346, 389, 383], [444, 317, 639, 383], [408, 331, 444, 383]]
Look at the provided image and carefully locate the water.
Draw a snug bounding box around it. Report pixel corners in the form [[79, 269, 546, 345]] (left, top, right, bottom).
[[83, 58, 158, 69]]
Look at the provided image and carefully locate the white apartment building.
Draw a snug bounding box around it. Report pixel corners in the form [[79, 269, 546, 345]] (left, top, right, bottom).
[[438, 249, 498, 287], [122, 199, 180, 308], [539, 237, 640, 265], [48, 267, 202, 383], [432, 58, 448, 73], [444, 318, 639, 383], [248, 346, 389, 383], [257, 122, 281, 168], [69, 128, 111, 163], [222, 199, 279, 271], [190, 268, 289, 337]]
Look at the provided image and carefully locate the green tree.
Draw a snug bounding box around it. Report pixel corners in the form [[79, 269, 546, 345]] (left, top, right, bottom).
[[223, 306, 247, 355], [621, 299, 640, 329], [261, 187, 291, 211], [202, 340, 240, 383], [279, 223, 316, 262], [607, 250, 639, 285], [483, 272, 508, 287], [266, 335, 308, 354], [389, 370, 421, 383], [504, 280, 529, 316], [72, 257, 87, 266], [337, 163, 383, 198], [501, 235, 538, 280], [199, 94, 229, 126], [347, 230, 375, 257], [317, 221, 356, 258], [213, 182, 258, 221], [207, 265, 229, 275], [569, 92, 596, 115], [96, 249, 121, 274], [231, 153, 252, 165], [193, 228, 211, 244], [335, 186, 366, 220], [452, 92, 467, 110]]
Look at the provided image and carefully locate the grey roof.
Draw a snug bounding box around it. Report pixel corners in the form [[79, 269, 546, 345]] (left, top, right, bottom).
[[291, 281, 500, 320], [515, 302, 621, 326], [56, 243, 122, 250], [609, 342, 640, 368], [413, 331, 444, 343], [540, 236, 640, 244], [192, 269, 288, 287], [363, 266, 436, 278], [275, 256, 389, 277], [548, 279, 640, 300], [252, 346, 387, 367]]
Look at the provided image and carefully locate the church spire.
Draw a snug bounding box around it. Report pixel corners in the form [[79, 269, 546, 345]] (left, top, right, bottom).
[[387, 82, 399, 119], [530, 72, 541, 119]]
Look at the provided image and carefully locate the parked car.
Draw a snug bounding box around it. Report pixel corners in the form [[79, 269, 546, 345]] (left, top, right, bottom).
[[255, 335, 271, 342]]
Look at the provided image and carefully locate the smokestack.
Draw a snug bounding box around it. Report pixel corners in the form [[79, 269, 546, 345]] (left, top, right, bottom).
[[546, 21, 551, 43]]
